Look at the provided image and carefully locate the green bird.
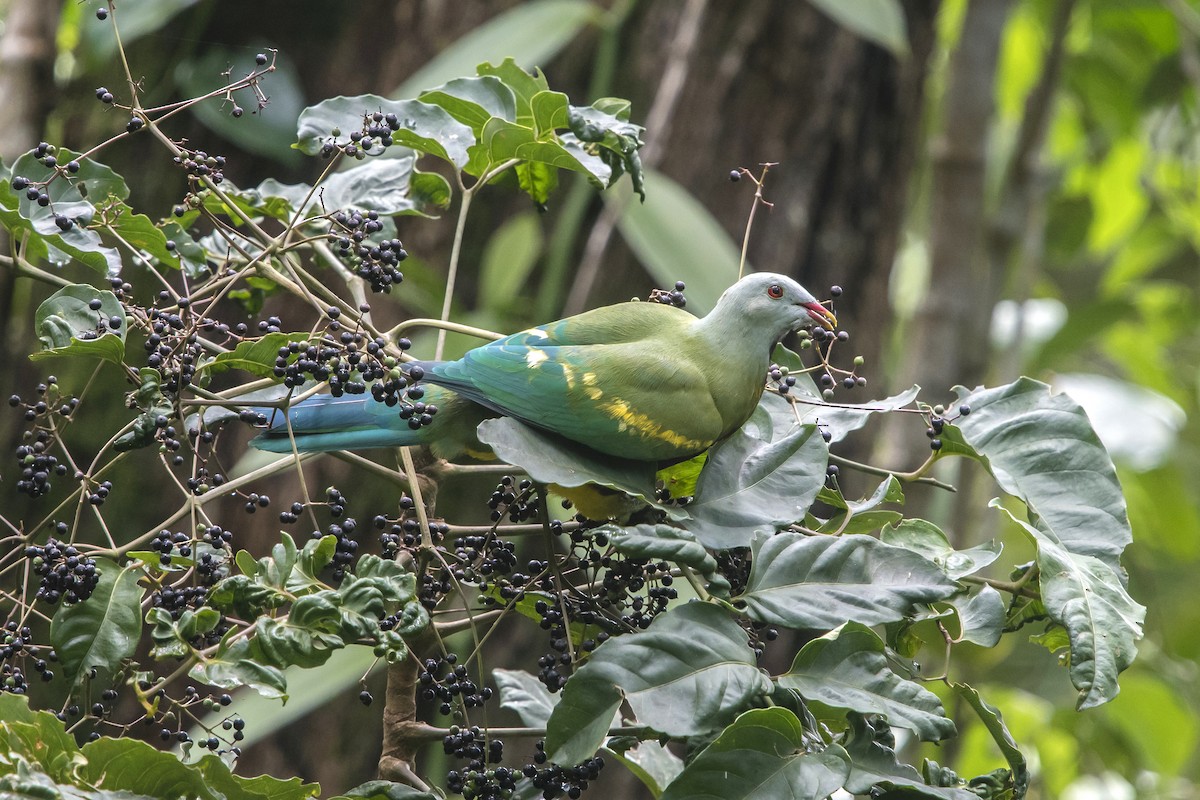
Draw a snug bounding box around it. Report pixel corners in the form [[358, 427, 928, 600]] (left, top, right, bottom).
[[253, 273, 835, 513]]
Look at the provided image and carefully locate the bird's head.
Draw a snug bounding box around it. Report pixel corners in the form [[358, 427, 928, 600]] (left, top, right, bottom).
[[714, 272, 837, 339]]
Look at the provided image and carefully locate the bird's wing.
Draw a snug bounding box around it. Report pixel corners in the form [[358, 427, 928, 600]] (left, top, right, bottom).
[[426, 336, 725, 461]]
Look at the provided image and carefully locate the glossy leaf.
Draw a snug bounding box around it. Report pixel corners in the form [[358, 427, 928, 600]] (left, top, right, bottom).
[[953, 683, 1028, 798], [739, 532, 959, 631], [950, 585, 1005, 647], [880, 519, 1002, 580], [256, 155, 451, 218], [295, 95, 474, 168], [659, 708, 850, 800], [608, 740, 684, 799], [777, 622, 955, 741], [32, 284, 126, 365], [198, 332, 311, 378], [993, 503, 1144, 709], [50, 559, 142, 690], [602, 524, 728, 595], [191, 636, 288, 700], [840, 713, 977, 799], [420, 76, 517, 133], [546, 603, 771, 764], [686, 393, 828, 549], [495, 668, 559, 727]]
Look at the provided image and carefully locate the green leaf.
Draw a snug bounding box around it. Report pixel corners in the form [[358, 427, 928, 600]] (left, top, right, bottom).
[[546, 603, 772, 763], [606, 739, 684, 799], [881, 519, 1002, 579], [659, 708, 850, 800], [191, 636, 288, 700], [198, 332, 311, 378], [686, 394, 829, 549], [394, 3, 597, 99], [0, 693, 79, 783], [479, 210, 544, 311], [332, 779, 438, 800], [992, 502, 1145, 709], [953, 683, 1028, 799], [739, 532, 960, 631], [950, 585, 1005, 647], [481, 117, 610, 183], [102, 203, 181, 268], [476, 417, 668, 514], [295, 95, 474, 168], [476, 58, 552, 126], [31, 284, 126, 365], [840, 713, 977, 799], [419, 76, 518, 133], [495, 668, 559, 727], [807, 0, 909, 57], [614, 169, 740, 314], [777, 622, 955, 741], [256, 155, 451, 218], [50, 559, 142, 690], [949, 378, 1134, 568]]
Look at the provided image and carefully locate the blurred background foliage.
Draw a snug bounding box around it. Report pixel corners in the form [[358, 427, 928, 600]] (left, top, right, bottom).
[[0, 0, 1197, 797]]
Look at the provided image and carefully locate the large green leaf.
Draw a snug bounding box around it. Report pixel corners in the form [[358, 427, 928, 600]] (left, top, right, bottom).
[[777, 622, 955, 741], [953, 683, 1028, 798], [495, 668, 560, 727], [50, 559, 142, 690], [31, 284, 126, 365], [295, 95, 474, 168], [993, 503, 1144, 709], [949, 378, 1133, 568], [659, 708, 850, 800], [197, 332, 311, 379], [950, 585, 1005, 648], [546, 603, 771, 764], [686, 393, 828, 549], [947, 378, 1145, 706], [476, 417, 669, 513], [807, 0, 909, 57], [739, 533, 960, 631], [840, 713, 977, 799], [602, 524, 729, 595], [0, 694, 78, 784], [256, 155, 451, 218], [393, 1, 598, 99], [190, 636, 289, 701], [419, 76, 518, 133]]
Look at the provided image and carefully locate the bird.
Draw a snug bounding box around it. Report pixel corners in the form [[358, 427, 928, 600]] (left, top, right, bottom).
[[252, 273, 835, 513]]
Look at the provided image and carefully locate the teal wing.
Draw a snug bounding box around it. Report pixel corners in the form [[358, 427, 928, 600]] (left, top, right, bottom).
[[425, 334, 724, 461]]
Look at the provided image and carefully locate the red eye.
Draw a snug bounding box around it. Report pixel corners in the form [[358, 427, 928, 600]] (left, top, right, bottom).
[[767, 283, 784, 299]]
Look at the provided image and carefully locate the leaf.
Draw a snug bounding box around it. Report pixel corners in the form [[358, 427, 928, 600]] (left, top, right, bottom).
[[659, 708, 850, 800], [394, 2, 597, 99], [950, 585, 1005, 647], [31, 284, 126, 365], [0, 693, 78, 782], [102, 203, 181, 268], [953, 683, 1029, 799], [685, 393, 829, 549], [256, 155, 451, 218], [739, 532, 960, 631], [546, 603, 772, 764], [333, 779, 438, 800], [198, 332, 311, 378], [880, 519, 1002, 579], [479, 210, 544, 311], [295, 95, 474, 168], [840, 713, 977, 799], [50, 559, 142, 690], [992, 502, 1145, 709], [949, 378, 1133, 568], [614, 169, 740, 314], [191, 636, 288, 700], [777, 622, 956, 741], [495, 668, 560, 727], [607, 740, 684, 798], [419, 76, 517, 133], [602, 524, 726, 594], [481, 117, 610, 183], [807, 0, 909, 57], [476, 417, 667, 512]]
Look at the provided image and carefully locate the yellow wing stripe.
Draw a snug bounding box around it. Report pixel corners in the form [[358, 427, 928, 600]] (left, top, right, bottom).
[[600, 397, 710, 451]]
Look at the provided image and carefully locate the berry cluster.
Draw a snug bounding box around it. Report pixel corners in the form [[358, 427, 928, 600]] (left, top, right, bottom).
[[444, 726, 511, 800], [329, 209, 407, 293], [9, 378, 74, 498], [419, 653, 493, 716], [525, 744, 605, 799], [172, 148, 226, 185], [26, 538, 100, 605], [647, 280, 687, 308], [312, 487, 359, 581], [925, 402, 972, 452], [1, 621, 54, 689], [487, 476, 540, 523]]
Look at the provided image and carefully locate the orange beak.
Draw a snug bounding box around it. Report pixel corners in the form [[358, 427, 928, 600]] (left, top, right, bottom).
[[803, 302, 837, 330]]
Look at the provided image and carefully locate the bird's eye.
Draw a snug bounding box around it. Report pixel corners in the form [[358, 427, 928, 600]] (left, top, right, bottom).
[[767, 283, 784, 299]]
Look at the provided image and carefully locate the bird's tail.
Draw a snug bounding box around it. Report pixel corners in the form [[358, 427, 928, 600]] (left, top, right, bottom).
[[250, 394, 429, 453]]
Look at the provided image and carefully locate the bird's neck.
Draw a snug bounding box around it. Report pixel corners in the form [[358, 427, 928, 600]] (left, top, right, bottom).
[[693, 302, 784, 364]]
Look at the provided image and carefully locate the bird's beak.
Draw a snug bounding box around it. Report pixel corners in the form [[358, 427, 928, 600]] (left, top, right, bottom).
[[802, 302, 837, 330]]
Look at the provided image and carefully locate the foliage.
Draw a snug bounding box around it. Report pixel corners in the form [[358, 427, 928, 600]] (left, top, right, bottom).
[[0, 1, 1168, 799]]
